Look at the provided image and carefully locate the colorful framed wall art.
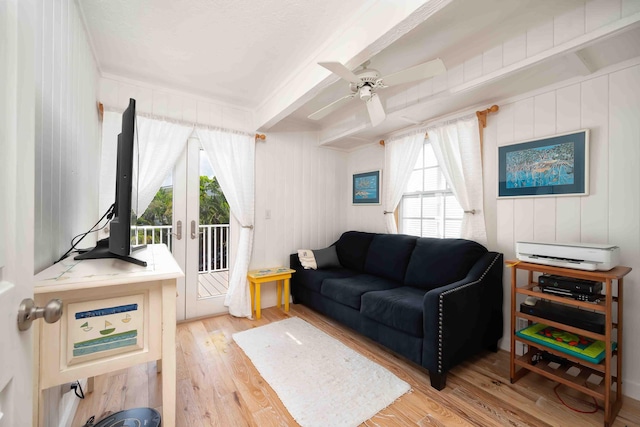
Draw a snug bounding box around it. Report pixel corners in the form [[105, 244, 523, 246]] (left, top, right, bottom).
[[498, 129, 589, 198], [353, 170, 381, 204]]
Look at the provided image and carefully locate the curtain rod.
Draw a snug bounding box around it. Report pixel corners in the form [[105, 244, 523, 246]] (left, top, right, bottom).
[[476, 105, 500, 129], [379, 133, 428, 146], [378, 104, 499, 146], [99, 102, 263, 141]]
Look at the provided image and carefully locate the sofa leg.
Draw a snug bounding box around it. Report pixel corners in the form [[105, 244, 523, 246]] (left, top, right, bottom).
[[429, 371, 447, 390], [488, 342, 499, 352]]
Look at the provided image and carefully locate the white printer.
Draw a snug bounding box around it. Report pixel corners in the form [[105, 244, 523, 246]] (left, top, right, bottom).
[[516, 241, 620, 271]]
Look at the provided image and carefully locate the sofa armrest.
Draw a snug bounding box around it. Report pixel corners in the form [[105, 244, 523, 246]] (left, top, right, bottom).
[[422, 252, 504, 374]]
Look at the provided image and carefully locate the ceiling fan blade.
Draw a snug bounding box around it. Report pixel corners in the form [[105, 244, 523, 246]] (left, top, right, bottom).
[[366, 94, 386, 127], [318, 61, 361, 84], [381, 58, 446, 87], [308, 93, 356, 120]]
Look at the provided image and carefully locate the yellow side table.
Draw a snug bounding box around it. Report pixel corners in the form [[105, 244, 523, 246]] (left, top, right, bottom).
[[247, 267, 295, 319]]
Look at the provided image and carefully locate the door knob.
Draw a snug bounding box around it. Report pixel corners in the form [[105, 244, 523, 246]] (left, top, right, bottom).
[[191, 220, 196, 239], [17, 298, 63, 331]]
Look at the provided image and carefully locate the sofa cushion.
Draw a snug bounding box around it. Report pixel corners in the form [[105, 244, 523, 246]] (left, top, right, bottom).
[[360, 287, 427, 337], [335, 231, 375, 271], [364, 234, 417, 282], [321, 274, 399, 310], [293, 267, 356, 293], [404, 238, 487, 290]]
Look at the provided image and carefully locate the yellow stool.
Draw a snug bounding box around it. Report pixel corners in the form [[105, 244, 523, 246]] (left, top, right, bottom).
[[247, 267, 295, 319]]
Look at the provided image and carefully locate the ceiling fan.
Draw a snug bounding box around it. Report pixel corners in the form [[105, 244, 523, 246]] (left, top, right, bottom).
[[308, 58, 446, 127]]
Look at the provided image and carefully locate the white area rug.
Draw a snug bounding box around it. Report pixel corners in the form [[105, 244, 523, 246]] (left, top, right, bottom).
[[232, 317, 411, 427]]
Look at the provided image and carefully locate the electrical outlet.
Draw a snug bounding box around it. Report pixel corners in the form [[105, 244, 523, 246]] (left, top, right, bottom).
[[265, 209, 271, 219]]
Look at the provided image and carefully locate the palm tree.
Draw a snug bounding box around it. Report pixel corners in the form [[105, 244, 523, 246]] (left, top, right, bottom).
[[199, 176, 229, 225], [137, 187, 173, 226]]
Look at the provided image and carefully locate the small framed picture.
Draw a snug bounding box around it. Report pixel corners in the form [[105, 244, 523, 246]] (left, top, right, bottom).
[[66, 294, 145, 366], [353, 170, 381, 204], [498, 129, 589, 198]]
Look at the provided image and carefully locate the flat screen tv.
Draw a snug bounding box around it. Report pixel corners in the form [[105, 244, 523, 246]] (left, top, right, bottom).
[[75, 98, 147, 266]]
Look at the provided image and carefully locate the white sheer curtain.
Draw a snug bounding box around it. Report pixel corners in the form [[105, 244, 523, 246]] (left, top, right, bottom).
[[99, 112, 193, 218], [382, 129, 425, 233], [428, 115, 487, 245], [197, 127, 254, 318], [134, 116, 193, 216]]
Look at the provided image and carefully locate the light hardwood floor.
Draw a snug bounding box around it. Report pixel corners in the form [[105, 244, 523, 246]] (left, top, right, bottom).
[[72, 305, 640, 426]]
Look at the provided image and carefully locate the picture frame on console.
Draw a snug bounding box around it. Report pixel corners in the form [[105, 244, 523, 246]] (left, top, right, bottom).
[[498, 129, 589, 198], [352, 170, 381, 205]]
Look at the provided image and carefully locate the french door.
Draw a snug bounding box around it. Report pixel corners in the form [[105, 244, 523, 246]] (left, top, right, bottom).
[[173, 137, 230, 320]]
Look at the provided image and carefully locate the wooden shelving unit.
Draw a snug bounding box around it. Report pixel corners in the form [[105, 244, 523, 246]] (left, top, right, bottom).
[[508, 260, 631, 427]]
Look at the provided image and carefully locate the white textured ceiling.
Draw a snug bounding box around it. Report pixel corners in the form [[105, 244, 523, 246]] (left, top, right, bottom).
[[79, 0, 376, 106]]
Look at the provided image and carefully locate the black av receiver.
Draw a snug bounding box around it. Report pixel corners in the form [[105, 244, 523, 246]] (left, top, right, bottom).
[[520, 299, 605, 334], [538, 274, 602, 294]]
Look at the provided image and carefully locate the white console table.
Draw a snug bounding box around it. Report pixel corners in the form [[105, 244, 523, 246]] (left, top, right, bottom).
[[33, 244, 182, 426]]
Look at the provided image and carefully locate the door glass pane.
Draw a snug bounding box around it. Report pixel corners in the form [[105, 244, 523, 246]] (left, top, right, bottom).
[[134, 172, 173, 248], [198, 151, 230, 300]]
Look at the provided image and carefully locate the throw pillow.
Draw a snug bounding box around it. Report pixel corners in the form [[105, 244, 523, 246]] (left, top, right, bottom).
[[297, 249, 317, 270], [313, 246, 340, 269], [297, 246, 340, 270]]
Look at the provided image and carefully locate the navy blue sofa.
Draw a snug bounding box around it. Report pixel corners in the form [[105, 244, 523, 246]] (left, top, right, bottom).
[[290, 231, 503, 390]]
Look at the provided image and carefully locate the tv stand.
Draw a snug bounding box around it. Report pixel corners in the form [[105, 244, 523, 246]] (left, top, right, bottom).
[[74, 238, 148, 267], [34, 244, 182, 427]]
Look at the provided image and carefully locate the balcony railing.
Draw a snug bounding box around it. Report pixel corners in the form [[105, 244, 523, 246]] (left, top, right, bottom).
[[132, 224, 229, 273]]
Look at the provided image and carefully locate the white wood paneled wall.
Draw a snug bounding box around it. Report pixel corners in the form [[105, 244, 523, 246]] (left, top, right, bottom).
[[34, 0, 100, 273], [345, 144, 386, 233], [252, 127, 348, 276], [483, 60, 640, 399], [98, 77, 253, 132], [33, 1, 101, 425]]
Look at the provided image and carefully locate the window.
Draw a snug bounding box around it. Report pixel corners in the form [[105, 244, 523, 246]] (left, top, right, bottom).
[[400, 141, 463, 238]]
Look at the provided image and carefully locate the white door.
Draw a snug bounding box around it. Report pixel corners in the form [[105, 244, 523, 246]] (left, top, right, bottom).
[[173, 137, 230, 320], [0, 0, 36, 425]]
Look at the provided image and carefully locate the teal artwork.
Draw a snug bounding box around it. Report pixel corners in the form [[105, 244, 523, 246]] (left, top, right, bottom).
[[353, 171, 380, 204], [499, 130, 588, 197], [506, 142, 575, 188]]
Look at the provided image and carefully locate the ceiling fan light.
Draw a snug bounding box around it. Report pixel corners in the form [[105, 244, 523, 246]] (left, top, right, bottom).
[[359, 85, 372, 101]]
